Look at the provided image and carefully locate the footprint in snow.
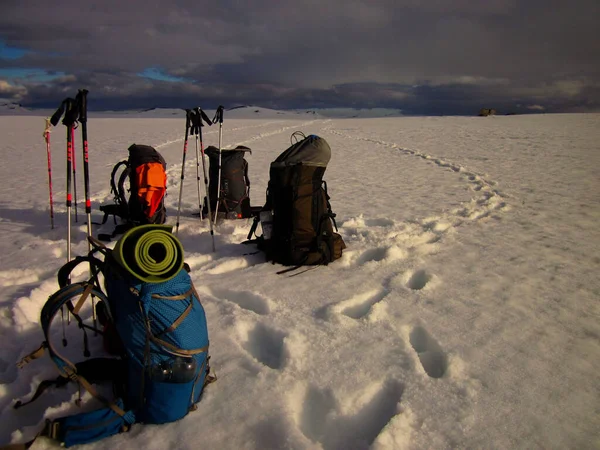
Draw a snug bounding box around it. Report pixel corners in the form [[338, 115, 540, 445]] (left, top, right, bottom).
[[339, 216, 395, 229], [409, 326, 447, 378], [241, 322, 288, 370], [208, 287, 271, 316], [293, 379, 404, 450], [204, 257, 253, 275], [328, 289, 388, 320], [406, 269, 433, 290], [356, 246, 407, 266], [363, 218, 395, 227]]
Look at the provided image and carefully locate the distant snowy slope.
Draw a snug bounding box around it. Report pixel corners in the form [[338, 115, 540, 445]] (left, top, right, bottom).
[[226, 106, 404, 119], [226, 106, 317, 119], [90, 108, 186, 119], [14, 104, 404, 119], [88, 106, 404, 119], [307, 107, 404, 118], [91, 106, 317, 119], [0, 102, 33, 116]]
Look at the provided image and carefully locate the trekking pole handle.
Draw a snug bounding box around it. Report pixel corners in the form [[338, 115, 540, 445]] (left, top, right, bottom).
[[189, 108, 201, 135], [50, 99, 67, 127], [185, 109, 194, 135], [50, 97, 78, 127], [77, 89, 88, 123], [62, 98, 79, 127], [212, 105, 224, 124]]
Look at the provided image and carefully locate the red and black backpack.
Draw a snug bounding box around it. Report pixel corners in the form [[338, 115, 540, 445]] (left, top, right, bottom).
[[99, 144, 167, 239]]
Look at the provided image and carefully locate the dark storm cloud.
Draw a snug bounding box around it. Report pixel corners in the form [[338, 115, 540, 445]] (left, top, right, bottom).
[[1, 0, 598, 114]]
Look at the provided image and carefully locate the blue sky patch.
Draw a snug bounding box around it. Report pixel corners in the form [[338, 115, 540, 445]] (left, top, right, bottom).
[[138, 67, 186, 82], [0, 68, 66, 81], [0, 41, 29, 59]]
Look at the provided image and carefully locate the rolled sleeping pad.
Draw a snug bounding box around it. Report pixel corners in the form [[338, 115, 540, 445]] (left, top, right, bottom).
[[112, 224, 184, 283]]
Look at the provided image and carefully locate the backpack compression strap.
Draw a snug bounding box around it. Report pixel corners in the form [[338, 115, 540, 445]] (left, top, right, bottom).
[[140, 286, 210, 358]]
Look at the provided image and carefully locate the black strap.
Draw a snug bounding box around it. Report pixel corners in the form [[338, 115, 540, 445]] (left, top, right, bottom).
[[97, 222, 135, 242], [97, 204, 127, 224], [246, 216, 260, 240], [189, 107, 213, 135], [243, 160, 250, 187], [322, 181, 338, 231], [276, 264, 304, 275], [50, 97, 79, 128], [115, 164, 130, 211], [13, 358, 124, 411], [287, 266, 320, 277], [109, 161, 128, 203], [198, 108, 213, 127], [212, 105, 224, 124], [13, 377, 69, 410], [311, 180, 321, 235]]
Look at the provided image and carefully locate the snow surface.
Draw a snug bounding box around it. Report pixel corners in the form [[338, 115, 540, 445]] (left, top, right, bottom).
[[0, 113, 599, 449]]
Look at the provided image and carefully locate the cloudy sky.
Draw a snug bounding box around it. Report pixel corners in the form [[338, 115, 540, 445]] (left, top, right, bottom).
[[1, 0, 598, 114]]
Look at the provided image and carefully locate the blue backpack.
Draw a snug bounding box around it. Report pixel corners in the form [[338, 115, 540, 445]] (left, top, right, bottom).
[[11, 237, 215, 448]]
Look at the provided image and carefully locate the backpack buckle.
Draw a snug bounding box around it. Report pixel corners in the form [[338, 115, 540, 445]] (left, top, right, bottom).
[[41, 419, 61, 440]]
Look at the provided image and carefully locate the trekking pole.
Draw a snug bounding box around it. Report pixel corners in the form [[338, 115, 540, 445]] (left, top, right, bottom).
[[195, 107, 216, 252], [51, 97, 79, 339], [212, 105, 224, 225], [191, 110, 204, 219], [71, 126, 78, 223], [77, 89, 92, 246], [51, 97, 79, 272], [175, 109, 192, 235], [43, 118, 55, 229], [76, 89, 97, 332]]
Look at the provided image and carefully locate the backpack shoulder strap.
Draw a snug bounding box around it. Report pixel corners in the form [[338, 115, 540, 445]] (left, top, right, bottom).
[[57, 254, 105, 289], [321, 181, 338, 231], [243, 160, 251, 197], [244, 160, 250, 186], [15, 281, 108, 371], [97, 161, 130, 228], [110, 160, 128, 197], [115, 162, 130, 210]]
